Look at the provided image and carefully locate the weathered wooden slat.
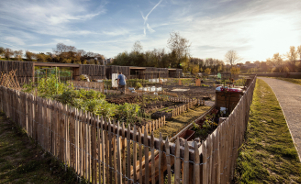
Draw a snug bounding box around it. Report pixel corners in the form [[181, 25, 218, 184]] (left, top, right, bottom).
[[113, 121, 118, 184], [138, 128, 143, 184], [165, 137, 171, 184], [116, 123, 122, 184], [151, 133, 155, 184], [105, 120, 110, 183], [175, 137, 181, 184], [158, 133, 164, 184], [121, 122, 126, 183], [88, 112, 92, 182], [97, 116, 101, 184], [126, 125, 131, 184], [92, 115, 97, 184], [108, 121, 113, 184], [194, 141, 200, 184], [144, 127, 149, 184], [101, 117, 106, 184], [133, 126, 137, 182], [183, 141, 189, 184]]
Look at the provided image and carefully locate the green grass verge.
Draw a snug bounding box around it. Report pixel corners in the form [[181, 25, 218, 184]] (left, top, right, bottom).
[[271, 77, 301, 86], [233, 79, 301, 184], [0, 112, 88, 184]]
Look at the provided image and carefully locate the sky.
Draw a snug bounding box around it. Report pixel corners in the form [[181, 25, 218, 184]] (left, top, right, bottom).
[[0, 0, 301, 62]]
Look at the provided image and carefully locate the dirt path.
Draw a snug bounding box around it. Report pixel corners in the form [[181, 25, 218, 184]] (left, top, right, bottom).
[[259, 77, 301, 161]]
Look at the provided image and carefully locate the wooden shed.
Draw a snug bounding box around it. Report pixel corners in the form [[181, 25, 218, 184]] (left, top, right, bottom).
[[215, 91, 243, 114]]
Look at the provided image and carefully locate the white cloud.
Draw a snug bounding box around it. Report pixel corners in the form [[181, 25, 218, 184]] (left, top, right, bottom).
[[4, 36, 25, 45], [1, 0, 300, 61], [102, 29, 130, 36], [0, 0, 106, 37]]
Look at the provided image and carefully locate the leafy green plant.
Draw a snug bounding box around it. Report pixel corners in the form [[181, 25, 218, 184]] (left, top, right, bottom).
[[22, 75, 142, 126], [135, 82, 142, 89], [234, 78, 247, 86], [192, 122, 199, 130]]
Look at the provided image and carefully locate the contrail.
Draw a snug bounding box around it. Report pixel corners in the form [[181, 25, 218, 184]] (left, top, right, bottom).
[[141, 0, 163, 25]]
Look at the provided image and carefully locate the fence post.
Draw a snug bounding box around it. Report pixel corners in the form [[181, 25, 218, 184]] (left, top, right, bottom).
[[194, 141, 200, 184], [127, 125, 131, 184], [151, 133, 155, 184], [165, 137, 171, 184], [175, 137, 181, 183], [183, 141, 189, 184], [133, 126, 137, 183], [138, 128, 143, 184], [158, 133, 164, 184], [144, 127, 150, 184]]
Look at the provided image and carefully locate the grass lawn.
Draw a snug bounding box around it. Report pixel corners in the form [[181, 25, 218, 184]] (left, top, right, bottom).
[[272, 77, 301, 86], [0, 112, 83, 184], [233, 79, 301, 183]]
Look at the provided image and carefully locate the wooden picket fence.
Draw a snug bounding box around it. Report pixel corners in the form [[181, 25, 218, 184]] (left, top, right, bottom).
[[168, 97, 204, 105], [171, 99, 205, 117], [70, 81, 104, 92], [0, 86, 201, 184], [143, 116, 165, 134], [0, 75, 256, 184], [199, 75, 256, 183]]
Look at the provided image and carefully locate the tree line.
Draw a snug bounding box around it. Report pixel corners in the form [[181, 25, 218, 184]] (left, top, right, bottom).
[[240, 46, 301, 73], [0, 32, 225, 74], [4, 32, 299, 74], [0, 43, 105, 65], [112, 32, 225, 73]]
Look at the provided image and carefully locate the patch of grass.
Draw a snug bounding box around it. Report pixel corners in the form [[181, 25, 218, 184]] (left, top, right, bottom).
[[0, 112, 80, 184], [233, 79, 301, 183], [270, 77, 301, 86]]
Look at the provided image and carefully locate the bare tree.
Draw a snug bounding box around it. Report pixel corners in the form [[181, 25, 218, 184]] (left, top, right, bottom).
[[167, 31, 191, 66], [297, 45, 301, 61], [132, 41, 143, 53], [54, 43, 76, 54], [0, 47, 4, 56], [14, 50, 23, 61], [25, 51, 36, 61], [4, 48, 13, 60], [286, 46, 297, 62], [272, 52, 283, 66], [225, 50, 240, 67]]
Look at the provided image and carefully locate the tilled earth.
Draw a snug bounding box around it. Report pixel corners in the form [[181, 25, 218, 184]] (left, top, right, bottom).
[[165, 85, 216, 99]]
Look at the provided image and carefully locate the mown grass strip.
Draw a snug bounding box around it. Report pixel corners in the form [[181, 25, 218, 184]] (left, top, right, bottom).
[[270, 77, 301, 86], [233, 79, 301, 184]]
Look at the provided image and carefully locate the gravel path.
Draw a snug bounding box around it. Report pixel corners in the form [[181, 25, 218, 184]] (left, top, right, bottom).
[[259, 77, 301, 161]]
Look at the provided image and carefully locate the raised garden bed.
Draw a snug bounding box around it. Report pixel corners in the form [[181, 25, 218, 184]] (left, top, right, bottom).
[[153, 105, 211, 139], [191, 107, 222, 141]]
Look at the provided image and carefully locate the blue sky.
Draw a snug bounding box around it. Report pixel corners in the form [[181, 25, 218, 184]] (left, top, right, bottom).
[[0, 0, 301, 62]]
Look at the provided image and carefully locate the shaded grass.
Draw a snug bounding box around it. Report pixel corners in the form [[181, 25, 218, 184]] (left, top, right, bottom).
[[233, 79, 301, 183], [153, 105, 211, 139], [0, 112, 85, 184]]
